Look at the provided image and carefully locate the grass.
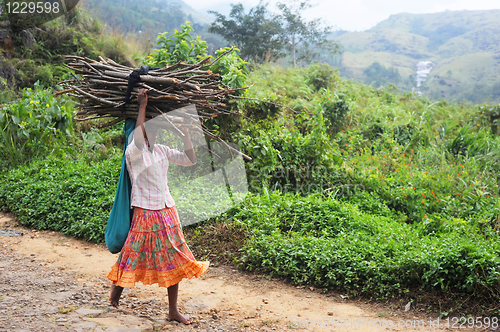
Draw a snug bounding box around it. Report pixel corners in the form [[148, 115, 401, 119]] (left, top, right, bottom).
[[58, 306, 78, 314]]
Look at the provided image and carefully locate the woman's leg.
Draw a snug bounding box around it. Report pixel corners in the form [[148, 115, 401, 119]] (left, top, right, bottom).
[[110, 284, 124, 308], [167, 283, 192, 324]]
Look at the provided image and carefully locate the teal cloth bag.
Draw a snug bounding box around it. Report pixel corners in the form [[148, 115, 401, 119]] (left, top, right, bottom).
[[105, 118, 136, 254]]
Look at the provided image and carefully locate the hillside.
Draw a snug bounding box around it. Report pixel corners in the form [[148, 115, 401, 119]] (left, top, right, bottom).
[[53, 4, 500, 103], [0, 0, 225, 95], [333, 9, 500, 103], [80, 0, 223, 51]]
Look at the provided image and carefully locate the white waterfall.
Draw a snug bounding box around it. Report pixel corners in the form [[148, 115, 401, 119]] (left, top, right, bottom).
[[415, 61, 435, 93]]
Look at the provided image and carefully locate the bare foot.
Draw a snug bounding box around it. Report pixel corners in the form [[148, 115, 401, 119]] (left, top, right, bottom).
[[110, 284, 124, 308], [168, 310, 193, 325]]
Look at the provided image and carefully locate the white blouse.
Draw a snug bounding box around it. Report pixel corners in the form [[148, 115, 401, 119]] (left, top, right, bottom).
[[125, 139, 195, 210]]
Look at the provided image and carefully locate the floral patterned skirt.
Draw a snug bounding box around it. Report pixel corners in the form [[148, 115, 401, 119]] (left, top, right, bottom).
[[107, 205, 209, 288]]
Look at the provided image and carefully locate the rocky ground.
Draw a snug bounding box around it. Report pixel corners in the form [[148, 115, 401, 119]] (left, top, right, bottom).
[[0, 234, 276, 332], [0, 212, 496, 332]]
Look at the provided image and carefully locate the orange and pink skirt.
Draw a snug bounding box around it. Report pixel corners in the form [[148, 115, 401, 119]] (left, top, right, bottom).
[[107, 206, 209, 288]]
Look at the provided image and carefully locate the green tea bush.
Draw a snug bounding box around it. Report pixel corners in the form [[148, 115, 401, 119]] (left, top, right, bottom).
[[341, 190, 397, 219], [0, 155, 121, 242], [235, 111, 342, 194], [228, 192, 500, 301], [343, 148, 500, 223]]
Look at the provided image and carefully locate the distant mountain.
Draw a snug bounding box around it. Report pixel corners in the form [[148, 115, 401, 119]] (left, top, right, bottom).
[[332, 10, 500, 103]]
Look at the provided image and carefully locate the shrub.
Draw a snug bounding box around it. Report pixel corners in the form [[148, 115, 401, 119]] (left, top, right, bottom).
[[319, 89, 350, 132], [227, 192, 500, 302], [141, 22, 208, 67], [235, 112, 342, 194], [306, 62, 339, 91], [0, 155, 121, 242], [0, 82, 74, 168]]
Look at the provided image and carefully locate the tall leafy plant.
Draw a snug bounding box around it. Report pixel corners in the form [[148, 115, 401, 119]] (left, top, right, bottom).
[[0, 82, 74, 168], [141, 22, 208, 67]]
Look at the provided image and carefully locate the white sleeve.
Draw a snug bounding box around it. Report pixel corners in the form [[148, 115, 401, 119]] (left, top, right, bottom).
[[158, 145, 195, 166], [125, 139, 144, 163]]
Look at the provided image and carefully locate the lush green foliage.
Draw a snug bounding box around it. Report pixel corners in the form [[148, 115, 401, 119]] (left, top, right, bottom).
[[0, 83, 74, 168], [140, 22, 248, 93], [225, 192, 500, 301], [336, 127, 500, 223], [0, 155, 121, 242], [141, 22, 208, 67], [219, 63, 500, 226], [210, 47, 249, 90], [226, 65, 500, 311], [234, 111, 342, 193]]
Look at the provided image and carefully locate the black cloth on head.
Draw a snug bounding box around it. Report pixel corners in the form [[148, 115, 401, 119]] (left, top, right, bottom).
[[124, 65, 160, 103]]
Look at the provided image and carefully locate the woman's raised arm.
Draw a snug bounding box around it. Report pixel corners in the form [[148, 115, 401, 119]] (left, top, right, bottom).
[[133, 89, 148, 150], [180, 128, 196, 165]]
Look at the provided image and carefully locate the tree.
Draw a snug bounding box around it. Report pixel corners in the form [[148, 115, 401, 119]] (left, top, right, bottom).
[[275, 0, 341, 67], [208, 2, 284, 62], [208, 0, 340, 66], [363, 62, 401, 88]]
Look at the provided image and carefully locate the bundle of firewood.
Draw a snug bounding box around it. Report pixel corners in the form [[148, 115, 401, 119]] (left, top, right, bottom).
[[58, 48, 252, 160]]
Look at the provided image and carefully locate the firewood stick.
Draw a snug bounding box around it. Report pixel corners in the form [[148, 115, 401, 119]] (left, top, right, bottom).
[[71, 86, 121, 106], [106, 58, 134, 70], [103, 71, 179, 85]]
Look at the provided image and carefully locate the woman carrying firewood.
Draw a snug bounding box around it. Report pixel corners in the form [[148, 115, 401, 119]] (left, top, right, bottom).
[[107, 88, 209, 325]]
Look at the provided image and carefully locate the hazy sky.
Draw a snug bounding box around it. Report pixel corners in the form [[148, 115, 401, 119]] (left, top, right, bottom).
[[182, 0, 500, 31]]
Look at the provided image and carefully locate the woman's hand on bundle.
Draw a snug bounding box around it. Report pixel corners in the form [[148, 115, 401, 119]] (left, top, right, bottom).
[[137, 89, 148, 107], [180, 127, 196, 164]]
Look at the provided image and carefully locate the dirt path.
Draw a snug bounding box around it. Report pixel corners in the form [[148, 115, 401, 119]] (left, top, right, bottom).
[[0, 212, 485, 332]]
